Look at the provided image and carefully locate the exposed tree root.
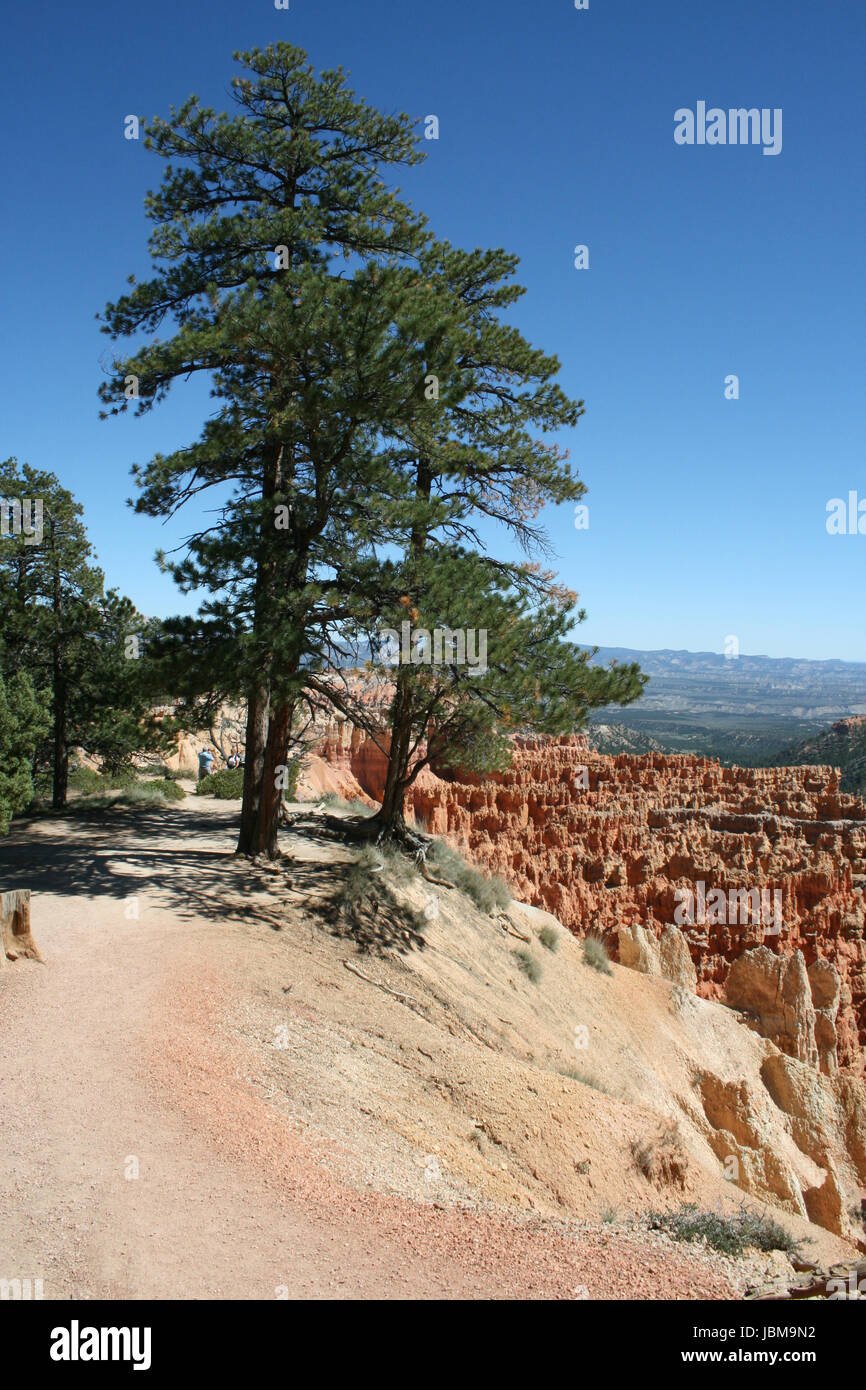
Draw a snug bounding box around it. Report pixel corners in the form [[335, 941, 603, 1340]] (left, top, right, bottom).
[[322, 811, 455, 886], [416, 856, 454, 889]]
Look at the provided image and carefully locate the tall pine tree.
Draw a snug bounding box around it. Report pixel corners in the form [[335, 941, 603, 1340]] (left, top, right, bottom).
[[99, 42, 431, 856]]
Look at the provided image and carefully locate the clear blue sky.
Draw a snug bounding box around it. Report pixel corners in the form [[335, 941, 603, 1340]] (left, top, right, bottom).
[[1, 0, 863, 660]]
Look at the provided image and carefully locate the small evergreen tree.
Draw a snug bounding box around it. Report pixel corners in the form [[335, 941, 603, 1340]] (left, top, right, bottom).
[[0, 458, 168, 804], [0, 663, 50, 834]]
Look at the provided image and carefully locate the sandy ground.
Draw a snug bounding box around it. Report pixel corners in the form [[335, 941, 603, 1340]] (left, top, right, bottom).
[[0, 794, 852, 1300]]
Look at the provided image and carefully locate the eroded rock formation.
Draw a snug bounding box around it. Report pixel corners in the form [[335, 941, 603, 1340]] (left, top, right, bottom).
[[314, 728, 866, 1074]]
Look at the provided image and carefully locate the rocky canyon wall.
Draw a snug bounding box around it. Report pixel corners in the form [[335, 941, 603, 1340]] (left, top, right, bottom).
[[313, 722, 866, 1075]]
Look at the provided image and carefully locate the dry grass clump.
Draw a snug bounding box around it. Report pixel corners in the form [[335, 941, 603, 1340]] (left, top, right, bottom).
[[513, 948, 543, 985], [631, 1123, 689, 1189], [537, 925, 559, 952], [427, 839, 511, 914], [582, 934, 613, 976]]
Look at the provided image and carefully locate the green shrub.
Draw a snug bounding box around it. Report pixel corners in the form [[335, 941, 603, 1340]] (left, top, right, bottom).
[[428, 839, 511, 914], [284, 757, 301, 801], [149, 778, 185, 801], [514, 948, 542, 985], [538, 924, 559, 952], [195, 767, 244, 799], [582, 934, 613, 976], [647, 1203, 803, 1257], [68, 766, 104, 795], [104, 765, 138, 788], [69, 765, 141, 794]]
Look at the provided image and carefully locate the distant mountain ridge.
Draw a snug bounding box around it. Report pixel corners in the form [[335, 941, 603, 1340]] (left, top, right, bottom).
[[583, 647, 866, 767], [587, 647, 866, 719]]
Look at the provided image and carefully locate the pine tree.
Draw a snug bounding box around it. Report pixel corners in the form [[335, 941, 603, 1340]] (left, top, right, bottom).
[[99, 42, 431, 857], [311, 244, 646, 836], [0, 459, 165, 805], [0, 663, 49, 835]]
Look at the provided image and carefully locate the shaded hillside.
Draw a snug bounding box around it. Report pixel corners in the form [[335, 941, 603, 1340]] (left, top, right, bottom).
[[772, 718, 866, 796], [587, 710, 825, 766], [587, 722, 665, 756]]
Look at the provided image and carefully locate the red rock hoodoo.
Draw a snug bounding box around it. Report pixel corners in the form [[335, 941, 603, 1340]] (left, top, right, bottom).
[[316, 727, 866, 1073]]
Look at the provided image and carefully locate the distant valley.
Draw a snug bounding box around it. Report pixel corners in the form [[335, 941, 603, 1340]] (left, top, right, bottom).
[[587, 648, 866, 777]]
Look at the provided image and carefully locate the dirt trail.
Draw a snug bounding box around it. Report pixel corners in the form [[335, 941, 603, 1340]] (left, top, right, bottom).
[[0, 798, 736, 1300]]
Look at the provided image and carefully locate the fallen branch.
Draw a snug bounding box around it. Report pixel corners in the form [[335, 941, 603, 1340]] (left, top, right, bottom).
[[496, 912, 531, 942], [342, 958, 421, 1007]]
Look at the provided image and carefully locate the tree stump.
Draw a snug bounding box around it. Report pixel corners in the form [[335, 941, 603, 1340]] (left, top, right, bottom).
[[0, 890, 41, 964]]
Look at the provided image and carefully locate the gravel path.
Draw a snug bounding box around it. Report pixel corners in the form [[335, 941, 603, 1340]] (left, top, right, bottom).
[[0, 801, 737, 1300]]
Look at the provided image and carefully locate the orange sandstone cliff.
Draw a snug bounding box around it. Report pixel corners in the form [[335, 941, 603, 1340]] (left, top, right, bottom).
[[310, 724, 866, 1076]]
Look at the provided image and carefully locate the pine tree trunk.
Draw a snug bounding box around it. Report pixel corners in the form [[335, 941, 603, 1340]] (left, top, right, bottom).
[[370, 677, 413, 838], [52, 672, 68, 810], [236, 685, 269, 855], [50, 531, 68, 809], [252, 698, 293, 859], [237, 442, 287, 856], [373, 459, 431, 839]]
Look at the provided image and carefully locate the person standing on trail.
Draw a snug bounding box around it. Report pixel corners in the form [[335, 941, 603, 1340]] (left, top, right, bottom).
[[198, 748, 215, 782]]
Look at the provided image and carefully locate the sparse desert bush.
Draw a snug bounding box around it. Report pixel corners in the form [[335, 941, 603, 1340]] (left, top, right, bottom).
[[428, 839, 511, 914], [514, 948, 542, 985], [582, 934, 613, 976], [69, 779, 184, 811], [354, 842, 416, 885], [69, 765, 145, 795], [632, 1124, 688, 1189], [195, 767, 244, 799], [30, 767, 53, 800], [558, 1066, 612, 1095], [538, 924, 559, 952], [103, 765, 138, 788], [322, 793, 372, 815], [647, 1203, 803, 1257], [282, 758, 301, 801], [114, 780, 186, 805], [116, 783, 168, 805]]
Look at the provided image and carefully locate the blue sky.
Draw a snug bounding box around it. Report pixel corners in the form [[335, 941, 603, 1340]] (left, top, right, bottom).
[[1, 0, 863, 660]]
